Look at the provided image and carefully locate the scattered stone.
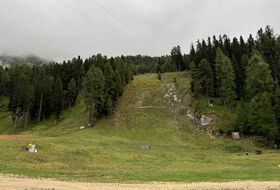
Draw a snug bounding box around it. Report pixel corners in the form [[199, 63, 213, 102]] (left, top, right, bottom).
[[140, 145, 150, 150], [244, 140, 254, 146], [186, 110, 195, 120], [232, 132, 240, 140]]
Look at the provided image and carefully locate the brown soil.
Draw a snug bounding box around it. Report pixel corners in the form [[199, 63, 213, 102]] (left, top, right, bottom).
[[0, 135, 26, 140], [0, 174, 279, 190]]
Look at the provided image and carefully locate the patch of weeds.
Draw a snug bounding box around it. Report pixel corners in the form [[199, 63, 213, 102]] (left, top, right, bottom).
[[224, 145, 243, 153]]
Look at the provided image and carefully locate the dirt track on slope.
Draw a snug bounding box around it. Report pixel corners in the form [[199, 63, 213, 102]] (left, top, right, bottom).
[[1, 174, 280, 190], [0, 135, 26, 140]]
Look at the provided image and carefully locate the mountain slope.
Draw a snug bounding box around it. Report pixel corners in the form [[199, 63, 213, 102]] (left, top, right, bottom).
[[0, 55, 50, 68], [0, 72, 279, 182]]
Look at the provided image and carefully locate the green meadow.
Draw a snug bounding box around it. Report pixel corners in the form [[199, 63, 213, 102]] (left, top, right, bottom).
[[0, 73, 279, 183]]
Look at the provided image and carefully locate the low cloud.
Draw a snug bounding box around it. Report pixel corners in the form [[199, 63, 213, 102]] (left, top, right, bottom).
[[0, 0, 279, 61]]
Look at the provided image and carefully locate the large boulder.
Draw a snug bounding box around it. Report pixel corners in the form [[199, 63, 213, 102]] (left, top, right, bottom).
[[200, 115, 213, 126]]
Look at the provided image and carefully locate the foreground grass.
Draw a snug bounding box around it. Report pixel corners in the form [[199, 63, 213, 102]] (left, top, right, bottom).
[[0, 72, 279, 183]]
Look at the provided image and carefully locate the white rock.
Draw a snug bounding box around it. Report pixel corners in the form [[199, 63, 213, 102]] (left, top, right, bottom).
[[200, 115, 213, 126]]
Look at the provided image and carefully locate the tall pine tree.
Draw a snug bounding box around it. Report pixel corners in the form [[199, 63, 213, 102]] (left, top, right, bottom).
[[215, 47, 236, 106], [83, 67, 105, 126], [53, 76, 64, 125]]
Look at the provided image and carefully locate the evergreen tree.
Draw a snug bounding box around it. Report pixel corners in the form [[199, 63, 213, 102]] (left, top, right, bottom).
[[22, 83, 34, 131], [114, 70, 122, 97], [0, 66, 4, 97], [33, 68, 54, 123], [67, 78, 77, 110], [231, 55, 242, 99], [235, 100, 250, 134], [171, 46, 183, 71], [106, 97, 113, 116], [9, 65, 32, 132], [158, 71, 161, 80], [83, 67, 105, 126], [53, 76, 64, 124], [104, 62, 116, 101], [10, 73, 24, 132], [215, 47, 236, 106], [273, 90, 280, 126], [275, 36, 280, 88], [249, 93, 277, 141], [197, 58, 214, 103], [247, 34, 255, 56], [239, 54, 249, 98], [245, 52, 274, 99], [255, 26, 277, 78]]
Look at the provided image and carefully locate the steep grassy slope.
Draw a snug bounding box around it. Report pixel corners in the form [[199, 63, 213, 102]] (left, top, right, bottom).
[[0, 72, 279, 182]]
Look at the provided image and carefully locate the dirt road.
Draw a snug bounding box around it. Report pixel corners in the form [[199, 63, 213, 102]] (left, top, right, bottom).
[[0, 174, 280, 190]]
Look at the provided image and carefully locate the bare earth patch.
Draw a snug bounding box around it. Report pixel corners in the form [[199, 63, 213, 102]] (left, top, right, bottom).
[[0, 135, 26, 140], [0, 174, 280, 190], [135, 90, 149, 108]]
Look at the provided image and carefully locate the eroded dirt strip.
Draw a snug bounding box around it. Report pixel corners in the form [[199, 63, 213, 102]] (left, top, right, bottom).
[[0, 174, 280, 190]]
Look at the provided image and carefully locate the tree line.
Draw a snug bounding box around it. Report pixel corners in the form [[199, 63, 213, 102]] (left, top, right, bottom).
[[127, 46, 190, 75], [0, 54, 133, 132], [1, 50, 189, 132], [190, 25, 280, 144]]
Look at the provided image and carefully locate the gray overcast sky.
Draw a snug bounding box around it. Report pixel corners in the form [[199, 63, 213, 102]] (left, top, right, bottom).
[[0, 0, 279, 61]]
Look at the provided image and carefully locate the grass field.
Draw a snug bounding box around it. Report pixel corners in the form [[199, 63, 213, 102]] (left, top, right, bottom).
[[0, 72, 279, 183]]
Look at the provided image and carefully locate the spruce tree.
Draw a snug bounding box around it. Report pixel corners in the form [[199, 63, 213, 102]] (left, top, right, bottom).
[[245, 52, 274, 99], [10, 73, 24, 132], [215, 47, 236, 106], [249, 93, 277, 141], [22, 83, 34, 131], [104, 62, 116, 101], [83, 67, 105, 126], [247, 34, 255, 56], [255, 26, 277, 78], [197, 58, 214, 104], [0, 66, 4, 97], [114, 70, 122, 97], [171, 46, 183, 71], [235, 100, 249, 134], [107, 97, 113, 116], [53, 76, 64, 125], [67, 78, 77, 110]]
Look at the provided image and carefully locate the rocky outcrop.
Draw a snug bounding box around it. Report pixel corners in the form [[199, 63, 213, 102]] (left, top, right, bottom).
[[186, 109, 218, 139], [200, 115, 214, 126]]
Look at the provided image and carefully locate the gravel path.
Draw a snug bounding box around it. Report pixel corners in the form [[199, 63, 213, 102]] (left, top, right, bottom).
[[1, 174, 280, 190]]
